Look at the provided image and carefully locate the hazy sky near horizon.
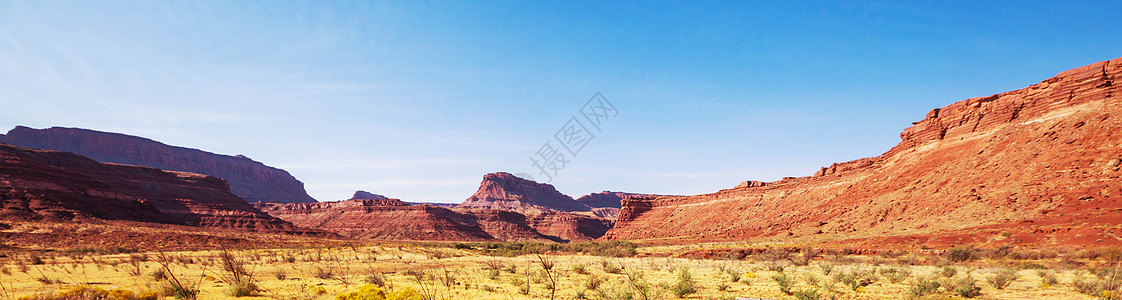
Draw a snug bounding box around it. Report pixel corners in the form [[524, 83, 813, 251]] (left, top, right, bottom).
[[2, 1, 1121, 203]]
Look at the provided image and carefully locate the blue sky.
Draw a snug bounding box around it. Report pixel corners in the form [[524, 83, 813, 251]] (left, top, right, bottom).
[[2, 1, 1120, 203]]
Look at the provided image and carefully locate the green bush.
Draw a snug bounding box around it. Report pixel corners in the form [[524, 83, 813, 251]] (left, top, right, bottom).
[[880, 267, 911, 283], [950, 276, 982, 298], [946, 247, 978, 262], [793, 288, 824, 300], [987, 268, 1019, 289], [773, 272, 794, 295], [669, 267, 697, 298], [225, 281, 258, 297], [908, 276, 941, 299]]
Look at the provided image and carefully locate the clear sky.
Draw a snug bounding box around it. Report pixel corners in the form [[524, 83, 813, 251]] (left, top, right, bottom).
[[2, 1, 1120, 203]]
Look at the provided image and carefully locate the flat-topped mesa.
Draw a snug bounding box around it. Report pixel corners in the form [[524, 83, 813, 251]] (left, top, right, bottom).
[[457, 172, 591, 213], [0, 126, 317, 203], [0, 144, 301, 233], [351, 190, 389, 200], [255, 198, 409, 213], [605, 57, 1122, 247]]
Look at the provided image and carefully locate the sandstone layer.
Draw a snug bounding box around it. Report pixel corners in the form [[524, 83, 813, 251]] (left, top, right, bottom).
[[0, 126, 316, 203], [575, 191, 653, 218], [605, 58, 1122, 248], [0, 144, 300, 232], [257, 199, 608, 242]]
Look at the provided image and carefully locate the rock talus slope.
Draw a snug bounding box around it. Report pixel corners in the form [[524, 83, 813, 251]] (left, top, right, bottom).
[[0, 144, 300, 232], [0, 126, 316, 203], [606, 58, 1122, 248]]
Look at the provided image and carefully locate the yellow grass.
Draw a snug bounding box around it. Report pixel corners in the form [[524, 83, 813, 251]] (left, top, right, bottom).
[[0, 244, 1108, 299]]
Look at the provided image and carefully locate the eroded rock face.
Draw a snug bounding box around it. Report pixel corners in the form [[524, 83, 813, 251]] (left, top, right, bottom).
[[258, 199, 613, 242], [606, 58, 1122, 248], [0, 127, 316, 203], [0, 144, 300, 232], [575, 191, 653, 219], [457, 172, 591, 213]]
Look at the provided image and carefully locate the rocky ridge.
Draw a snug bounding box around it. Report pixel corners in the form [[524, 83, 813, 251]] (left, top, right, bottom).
[[257, 198, 610, 242], [0, 126, 317, 203], [0, 144, 301, 232], [605, 58, 1122, 248], [456, 172, 591, 213]]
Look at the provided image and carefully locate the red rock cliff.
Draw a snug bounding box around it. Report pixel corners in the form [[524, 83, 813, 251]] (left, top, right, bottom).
[[457, 172, 591, 213], [0, 144, 301, 232], [0, 127, 317, 203], [258, 197, 613, 242], [606, 57, 1122, 248]]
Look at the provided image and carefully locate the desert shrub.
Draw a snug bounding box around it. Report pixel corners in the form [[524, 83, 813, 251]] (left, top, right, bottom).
[[669, 267, 697, 298], [948, 276, 982, 298], [28, 254, 45, 265], [274, 270, 288, 280], [1036, 270, 1058, 285], [940, 266, 958, 278], [773, 272, 794, 295], [586, 274, 604, 290], [716, 282, 729, 291], [151, 269, 167, 281], [365, 273, 387, 286], [764, 261, 786, 273], [487, 269, 500, 280], [833, 269, 874, 291], [1096, 264, 1122, 291], [149, 250, 200, 300], [986, 268, 1019, 289], [792, 246, 820, 266], [1073, 274, 1101, 295], [793, 288, 824, 300], [225, 281, 258, 297], [880, 267, 911, 283], [724, 268, 742, 282], [573, 263, 588, 275], [1017, 261, 1047, 270], [603, 262, 622, 274], [802, 273, 821, 286], [482, 259, 503, 270], [818, 262, 835, 276], [908, 276, 941, 299], [314, 266, 335, 279], [946, 246, 979, 262], [624, 271, 662, 300], [217, 249, 258, 297]]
